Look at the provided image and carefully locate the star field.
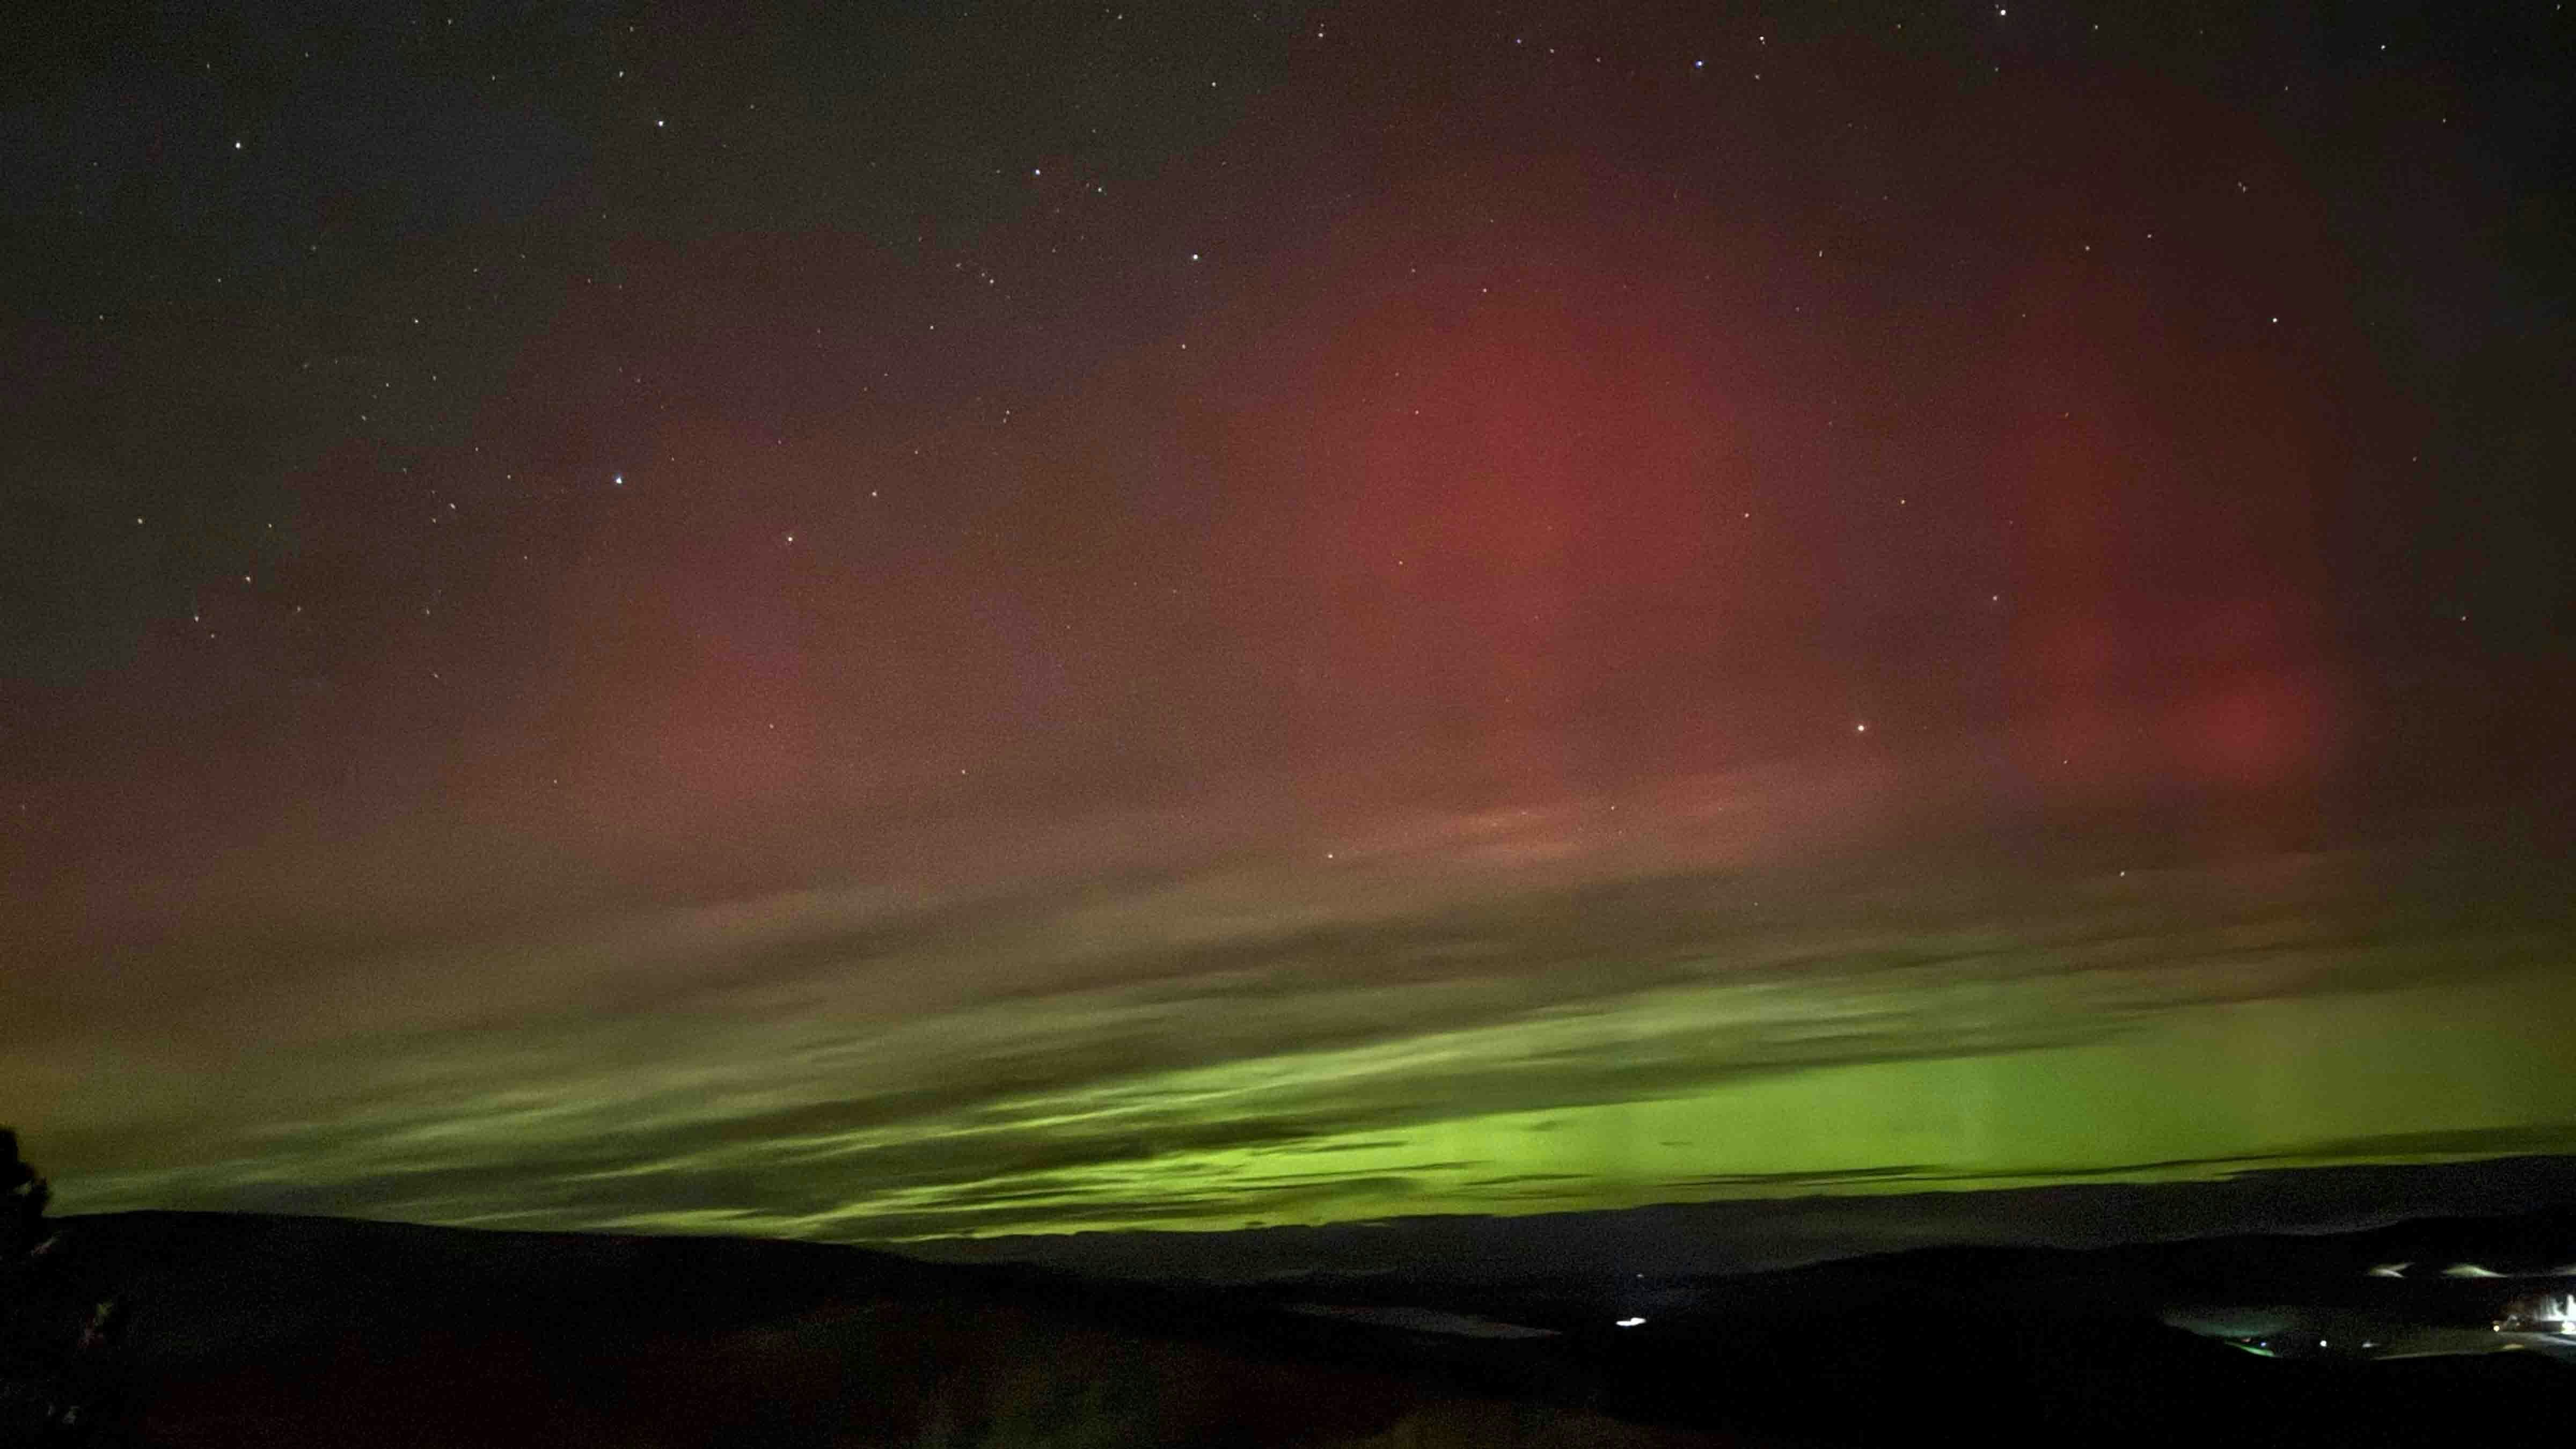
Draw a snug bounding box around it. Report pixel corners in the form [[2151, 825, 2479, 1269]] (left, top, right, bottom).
[[2, 1, 2572, 1241]]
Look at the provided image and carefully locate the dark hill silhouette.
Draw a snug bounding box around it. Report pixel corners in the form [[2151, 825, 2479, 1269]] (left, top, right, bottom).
[[22, 1211, 1737, 1448], [6, 1150, 2575, 1447]]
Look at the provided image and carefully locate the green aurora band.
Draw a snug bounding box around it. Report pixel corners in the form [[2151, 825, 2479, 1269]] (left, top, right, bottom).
[[32, 825, 2576, 1248]]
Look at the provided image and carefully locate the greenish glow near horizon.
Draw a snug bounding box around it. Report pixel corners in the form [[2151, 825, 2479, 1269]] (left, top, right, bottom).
[[43, 861, 2576, 1250], [597, 966, 2576, 1244]]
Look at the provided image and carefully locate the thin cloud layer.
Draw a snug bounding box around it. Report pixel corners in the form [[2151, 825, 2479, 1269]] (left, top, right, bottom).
[[33, 758, 2575, 1246]]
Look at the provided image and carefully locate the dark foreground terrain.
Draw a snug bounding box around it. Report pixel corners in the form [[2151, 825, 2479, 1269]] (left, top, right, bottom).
[[6, 1181, 2574, 1447]]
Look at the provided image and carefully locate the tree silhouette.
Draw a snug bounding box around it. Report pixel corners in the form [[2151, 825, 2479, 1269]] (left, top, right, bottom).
[[1, 1130, 125, 1446], [0, 1129, 47, 1260]]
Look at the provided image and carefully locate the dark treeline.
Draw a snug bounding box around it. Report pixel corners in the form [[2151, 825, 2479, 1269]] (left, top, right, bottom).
[[2, 1130, 127, 1445]]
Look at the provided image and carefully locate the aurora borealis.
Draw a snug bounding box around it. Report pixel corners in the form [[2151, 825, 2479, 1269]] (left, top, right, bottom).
[[5, 3, 2572, 1259]]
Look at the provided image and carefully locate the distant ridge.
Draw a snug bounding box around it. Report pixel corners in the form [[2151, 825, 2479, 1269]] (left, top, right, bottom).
[[897, 1151, 2576, 1285], [25, 1210, 1724, 1447]]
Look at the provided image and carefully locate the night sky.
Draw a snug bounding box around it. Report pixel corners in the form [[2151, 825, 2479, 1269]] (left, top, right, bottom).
[[6, 3, 2574, 1248]]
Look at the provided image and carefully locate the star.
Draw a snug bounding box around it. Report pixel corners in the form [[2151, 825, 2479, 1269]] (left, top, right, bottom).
[[8, 0, 2562, 1268]]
